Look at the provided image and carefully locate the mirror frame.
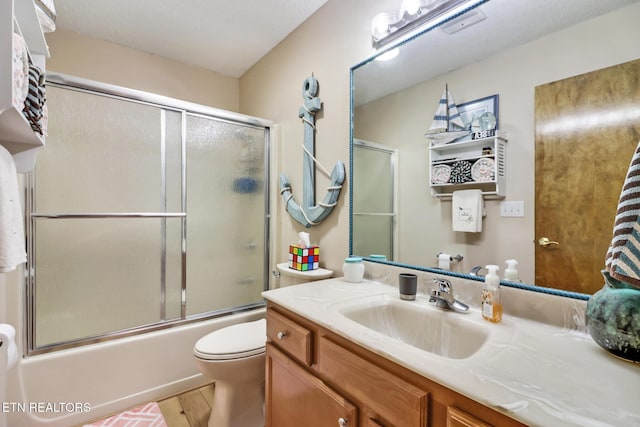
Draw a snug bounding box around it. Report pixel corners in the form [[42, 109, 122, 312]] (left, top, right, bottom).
[[348, 13, 590, 302]]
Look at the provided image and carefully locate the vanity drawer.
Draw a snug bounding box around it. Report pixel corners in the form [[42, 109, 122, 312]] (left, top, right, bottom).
[[317, 336, 429, 427], [447, 406, 493, 427], [267, 309, 312, 366]]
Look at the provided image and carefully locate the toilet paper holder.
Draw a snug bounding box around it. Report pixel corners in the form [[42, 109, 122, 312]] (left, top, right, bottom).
[[436, 253, 463, 263]]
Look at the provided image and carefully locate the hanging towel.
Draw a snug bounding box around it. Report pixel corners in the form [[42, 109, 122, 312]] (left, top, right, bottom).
[[12, 33, 29, 110], [452, 189, 483, 233], [0, 145, 27, 273], [605, 141, 640, 289]]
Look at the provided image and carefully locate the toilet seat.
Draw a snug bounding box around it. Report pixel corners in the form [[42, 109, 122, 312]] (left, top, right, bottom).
[[194, 318, 266, 361]]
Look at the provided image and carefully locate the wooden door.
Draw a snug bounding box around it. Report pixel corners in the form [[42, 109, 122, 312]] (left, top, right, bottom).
[[535, 59, 640, 293], [265, 343, 358, 427]]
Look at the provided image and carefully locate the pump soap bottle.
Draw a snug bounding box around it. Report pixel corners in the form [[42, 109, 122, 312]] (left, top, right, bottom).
[[504, 259, 520, 282], [481, 265, 502, 323]]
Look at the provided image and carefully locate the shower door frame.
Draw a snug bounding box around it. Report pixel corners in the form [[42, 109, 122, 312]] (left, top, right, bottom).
[[25, 73, 272, 356], [352, 139, 397, 260]]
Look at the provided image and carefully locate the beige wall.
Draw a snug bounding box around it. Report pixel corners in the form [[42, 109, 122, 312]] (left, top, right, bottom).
[[241, 0, 640, 282], [46, 29, 240, 111], [240, 0, 389, 275]]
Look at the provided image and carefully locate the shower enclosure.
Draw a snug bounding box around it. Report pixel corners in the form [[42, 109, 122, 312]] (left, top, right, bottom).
[[352, 139, 396, 260], [26, 74, 270, 354]]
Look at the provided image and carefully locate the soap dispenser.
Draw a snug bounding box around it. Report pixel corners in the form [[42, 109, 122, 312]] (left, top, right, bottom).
[[504, 259, 520, 282], [481, 265, 502, 323]]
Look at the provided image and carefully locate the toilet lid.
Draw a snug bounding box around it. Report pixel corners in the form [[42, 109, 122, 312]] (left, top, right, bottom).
[[194, 318, 266, 361]]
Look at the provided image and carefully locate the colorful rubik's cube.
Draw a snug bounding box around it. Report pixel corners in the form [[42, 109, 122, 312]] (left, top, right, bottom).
[[288, 245, 320, 271]]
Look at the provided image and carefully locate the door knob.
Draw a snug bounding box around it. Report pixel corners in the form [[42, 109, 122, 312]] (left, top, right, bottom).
[[538, 237, 559, 247]]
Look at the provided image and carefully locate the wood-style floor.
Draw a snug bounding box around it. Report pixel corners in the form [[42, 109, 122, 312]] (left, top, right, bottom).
[[79, 383, 215, 427], [158, 383, 215, 427]]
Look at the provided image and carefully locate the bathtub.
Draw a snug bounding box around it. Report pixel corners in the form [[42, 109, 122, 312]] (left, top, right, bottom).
[[4, 305, 265, 426]]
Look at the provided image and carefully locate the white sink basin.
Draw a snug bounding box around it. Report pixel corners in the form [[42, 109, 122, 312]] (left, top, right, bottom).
[[336, 295, 489, 359]]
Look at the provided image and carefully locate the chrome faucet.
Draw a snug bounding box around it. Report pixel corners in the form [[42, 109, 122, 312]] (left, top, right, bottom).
[[470, 266, 486, 277], [429, 278, 469, 313]]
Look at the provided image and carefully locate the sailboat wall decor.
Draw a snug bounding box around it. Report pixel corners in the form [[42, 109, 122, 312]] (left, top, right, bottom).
[[279, 75, 345, 228], [425, 84, 471, 145]]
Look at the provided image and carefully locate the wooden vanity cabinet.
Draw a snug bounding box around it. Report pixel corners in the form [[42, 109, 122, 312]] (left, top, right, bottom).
[[266, 303, 526, 427], [316, 335, 428, 426], [266, 343, 357, 427]]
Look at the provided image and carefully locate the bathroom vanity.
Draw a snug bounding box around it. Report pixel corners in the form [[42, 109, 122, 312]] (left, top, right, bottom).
[[263, 277, 639, 427], [266, 303, 522, 426]]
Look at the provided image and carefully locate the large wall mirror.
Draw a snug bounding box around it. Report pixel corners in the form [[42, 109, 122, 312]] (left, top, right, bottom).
[[350, 0, 640, 299]]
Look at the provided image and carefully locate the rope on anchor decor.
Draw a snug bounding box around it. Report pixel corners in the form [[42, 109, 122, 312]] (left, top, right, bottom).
[[279, 75, 345, 228]]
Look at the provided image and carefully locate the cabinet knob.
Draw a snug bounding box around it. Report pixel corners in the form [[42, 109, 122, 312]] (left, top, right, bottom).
[[277, 331, 287, 340], [338, 417, 348, 426], [538, 237, 559, 247]]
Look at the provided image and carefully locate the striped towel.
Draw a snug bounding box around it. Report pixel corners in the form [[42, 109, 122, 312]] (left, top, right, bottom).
[[21, 62, 46, 135], [605, 140, 640, 289]]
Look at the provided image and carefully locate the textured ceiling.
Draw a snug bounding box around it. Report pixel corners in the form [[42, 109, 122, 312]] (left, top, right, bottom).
[[53, 0, 328, 78]]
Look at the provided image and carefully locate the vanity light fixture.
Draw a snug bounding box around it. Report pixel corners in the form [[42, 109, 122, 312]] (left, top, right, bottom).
[[371, 0, 487, 49]]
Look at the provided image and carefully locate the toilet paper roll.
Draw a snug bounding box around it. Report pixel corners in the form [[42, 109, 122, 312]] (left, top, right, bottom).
[[438, 253, 451, 270], [0, 324, 18, 374]]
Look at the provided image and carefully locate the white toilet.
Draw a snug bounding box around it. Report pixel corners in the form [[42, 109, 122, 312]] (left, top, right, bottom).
[[192, 266, 332, 426], [193, 318, 267, 427]]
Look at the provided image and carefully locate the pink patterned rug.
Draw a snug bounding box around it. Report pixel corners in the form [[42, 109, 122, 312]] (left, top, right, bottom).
[[83, 402, 168, 427]]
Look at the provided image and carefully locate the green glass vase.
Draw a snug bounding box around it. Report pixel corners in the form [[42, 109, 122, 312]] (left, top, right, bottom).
[[586, 270, 640, 363]]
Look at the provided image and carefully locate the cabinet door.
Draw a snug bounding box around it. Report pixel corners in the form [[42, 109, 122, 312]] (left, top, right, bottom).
[[447, 406, 493, 427], [266, 343, 358, 427], [317, 336, 428, 427]]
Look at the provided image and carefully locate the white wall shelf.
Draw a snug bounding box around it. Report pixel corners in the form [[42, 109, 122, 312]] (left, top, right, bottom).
[[428, 135, 507, 199], [1, 0, 49, 172]]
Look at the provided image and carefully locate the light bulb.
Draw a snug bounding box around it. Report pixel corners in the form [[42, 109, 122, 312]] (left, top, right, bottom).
[[371, 13, 392, 39], [401, 0, 421, 15]]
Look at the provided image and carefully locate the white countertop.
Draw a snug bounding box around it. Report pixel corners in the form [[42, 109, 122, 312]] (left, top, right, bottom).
[[262, 278, 640, 427]]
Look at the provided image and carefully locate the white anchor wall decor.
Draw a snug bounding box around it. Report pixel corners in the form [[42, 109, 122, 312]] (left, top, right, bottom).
[[279, 75, 345, 228]]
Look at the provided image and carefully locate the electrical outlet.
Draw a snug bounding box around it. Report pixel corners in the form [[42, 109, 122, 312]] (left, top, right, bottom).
[[500, 201, 524, 217]]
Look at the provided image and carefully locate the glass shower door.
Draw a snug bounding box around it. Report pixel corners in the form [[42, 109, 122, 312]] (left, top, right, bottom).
[[32, 87, 184, 348], [185, 115, 267, 316], [28, 79, 270, 353]]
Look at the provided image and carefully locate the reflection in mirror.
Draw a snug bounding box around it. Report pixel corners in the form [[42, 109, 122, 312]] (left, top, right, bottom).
[[350, 0, 640, 299], [352, 139, 396, 260], [534, 60, 640, 294]]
